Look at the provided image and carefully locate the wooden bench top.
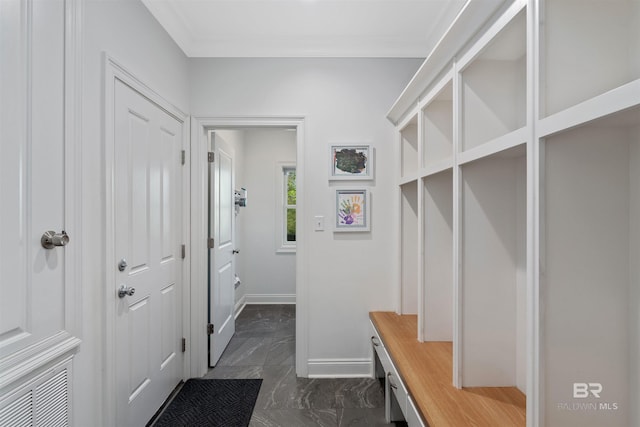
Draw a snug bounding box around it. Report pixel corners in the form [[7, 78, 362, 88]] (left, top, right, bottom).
[[370, 311, 526, 427]]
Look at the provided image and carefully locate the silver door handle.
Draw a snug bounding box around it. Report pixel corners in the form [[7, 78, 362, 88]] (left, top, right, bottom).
[[118, 284, 136, 298], [41, 230, 69, 249]]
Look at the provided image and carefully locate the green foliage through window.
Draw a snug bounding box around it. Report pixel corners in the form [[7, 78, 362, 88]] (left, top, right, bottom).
[[285, 169, 296, 243], [287, 171, 296, 205]]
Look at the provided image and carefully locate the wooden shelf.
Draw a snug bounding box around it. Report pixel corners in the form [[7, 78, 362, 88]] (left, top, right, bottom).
[[370, 312, 525, 427]]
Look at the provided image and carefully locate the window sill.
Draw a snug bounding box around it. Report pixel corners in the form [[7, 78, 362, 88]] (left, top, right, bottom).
[[276, 246, 296, 254]]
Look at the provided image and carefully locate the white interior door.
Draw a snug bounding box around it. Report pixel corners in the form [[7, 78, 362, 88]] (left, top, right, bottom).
[[114, 79, 183, 427], [209, 132, 236, 366], [0, 0, 79, 378]]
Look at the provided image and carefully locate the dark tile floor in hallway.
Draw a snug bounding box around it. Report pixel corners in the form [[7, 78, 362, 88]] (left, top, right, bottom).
[[204, 304, 400, 427]]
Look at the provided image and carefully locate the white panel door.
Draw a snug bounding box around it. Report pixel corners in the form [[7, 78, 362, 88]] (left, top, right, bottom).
[[0, 0, 78, 370], [209, 132, 236, 366], [114, 79, 183, 427]]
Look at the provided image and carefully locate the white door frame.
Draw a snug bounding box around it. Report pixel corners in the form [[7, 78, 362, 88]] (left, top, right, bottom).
[[190, 116, 308, 378], [103, 54, 190, 427]]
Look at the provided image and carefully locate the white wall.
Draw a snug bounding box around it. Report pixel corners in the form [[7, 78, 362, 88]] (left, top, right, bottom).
[[189, 58, 422, 373], [77, 1, 189, 426], [241, 129, 297, 303], [631, 127, 639, 427]]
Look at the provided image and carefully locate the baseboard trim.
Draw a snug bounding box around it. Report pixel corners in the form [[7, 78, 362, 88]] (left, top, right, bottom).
[[307, 358, 373, 378], [244, 293, 296, 305], [234, 295, 247, 319]]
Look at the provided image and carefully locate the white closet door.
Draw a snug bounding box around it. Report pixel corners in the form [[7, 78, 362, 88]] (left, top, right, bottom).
[[0, 0, 76, 368], [113, 79, 184, 427], [208, 133, 236, 367]]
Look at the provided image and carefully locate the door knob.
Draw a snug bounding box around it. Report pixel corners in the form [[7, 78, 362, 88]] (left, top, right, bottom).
[[41, 230, 69, 249], [232, 249, 240, 254], [118, 284, 136, 298]]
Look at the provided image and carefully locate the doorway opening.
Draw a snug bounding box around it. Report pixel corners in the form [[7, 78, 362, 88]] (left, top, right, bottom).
[[207, 127, 298, 367], [189, 117, 307, 378]]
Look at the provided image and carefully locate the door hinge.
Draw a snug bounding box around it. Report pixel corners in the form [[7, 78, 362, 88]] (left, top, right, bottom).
[[208, 152, 215, 163], [181, 337, 186, 352], [208, 237, 214, 249], [181, 150, 186, 165], [181, 244, 186, 259], [207, 323, 214, 335]]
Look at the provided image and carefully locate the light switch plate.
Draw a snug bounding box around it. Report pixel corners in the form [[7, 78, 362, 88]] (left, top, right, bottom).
[[314, 215, 324, 231]]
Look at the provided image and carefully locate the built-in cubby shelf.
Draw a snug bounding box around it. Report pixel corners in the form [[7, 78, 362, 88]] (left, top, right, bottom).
[[387, 0, 639, 425], [400, 180, 418, 316], [422, 81, 453, 171], [460, 8, 526, 152], [542, 106, 639, 427], [541, 0, 640, 117], [400, 117, 419, 180], [422, 170, 453, 342], [460, 145, 526, 390]]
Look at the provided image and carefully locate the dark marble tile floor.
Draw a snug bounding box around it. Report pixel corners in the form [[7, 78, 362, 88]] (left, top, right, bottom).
[[204, 304, 402, 427]]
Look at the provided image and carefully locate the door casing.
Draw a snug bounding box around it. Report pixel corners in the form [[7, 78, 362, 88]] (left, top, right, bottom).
[[189, 116, 307, 379]]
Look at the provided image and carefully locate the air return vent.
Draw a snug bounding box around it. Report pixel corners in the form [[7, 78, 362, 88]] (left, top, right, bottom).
[[0, 360, 70, 427], [0, 392, 32, 427]]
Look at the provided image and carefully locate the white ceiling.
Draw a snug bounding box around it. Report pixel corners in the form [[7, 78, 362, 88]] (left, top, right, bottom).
[[141, 0, 469, 58]]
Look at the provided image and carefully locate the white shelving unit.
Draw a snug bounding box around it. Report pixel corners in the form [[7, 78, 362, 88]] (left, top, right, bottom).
[[386, 0, 640, 425]]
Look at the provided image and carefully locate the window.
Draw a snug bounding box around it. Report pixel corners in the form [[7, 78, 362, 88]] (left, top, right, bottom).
[[285, 168, 296, 243], [277, 163, 296, 252]]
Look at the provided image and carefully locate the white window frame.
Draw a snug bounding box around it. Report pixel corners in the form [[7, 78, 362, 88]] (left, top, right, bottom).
[[276, 162, 296, 253]]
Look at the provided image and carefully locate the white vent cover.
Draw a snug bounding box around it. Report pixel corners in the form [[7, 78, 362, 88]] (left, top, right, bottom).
[[0, 393, 32, 427], [0, 360, 70, 427]]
